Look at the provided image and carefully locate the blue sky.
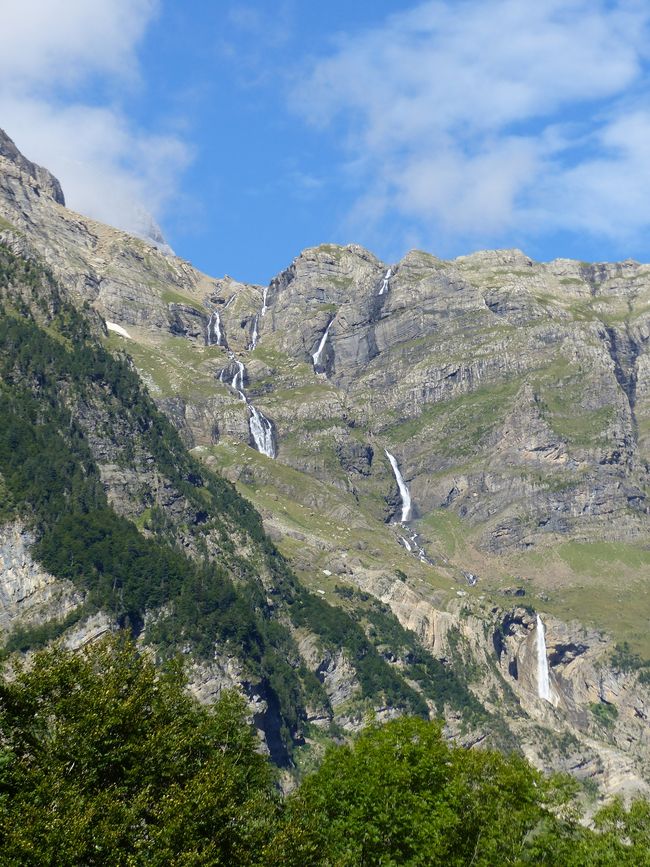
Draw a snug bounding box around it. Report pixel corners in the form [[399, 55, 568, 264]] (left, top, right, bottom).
[[2, 1, 650, 283]]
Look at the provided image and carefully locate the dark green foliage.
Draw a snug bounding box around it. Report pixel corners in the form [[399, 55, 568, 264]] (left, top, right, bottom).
[[2, 638, 649, 865], [0, 636, 278, 865], [290, 590, 429, 715], [610, 642, 650, 676], [0, 245, 57, 296], [270, 716, 569, 866], [319, 587, 485, 720], [363, 599, 486, 720], [1, 606, 88, 656], [0, 252, 317, 753], [590, 701, 619, 728]]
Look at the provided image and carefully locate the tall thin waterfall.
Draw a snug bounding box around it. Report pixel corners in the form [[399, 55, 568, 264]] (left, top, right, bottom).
[[231, 360, 246, 400], [207, 311, 223, 346], [261, 286, 269, 316], [385, 449, 412, 522], [312, 319, 334, 369], [249, 315, 259, 350], [378, 267, 392, 295], [220, 352, 276, 457], [536, 615, 552, 702], [249, 405, 275, 457]]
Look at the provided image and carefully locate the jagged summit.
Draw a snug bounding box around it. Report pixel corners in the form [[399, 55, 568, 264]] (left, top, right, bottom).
[[0, 127, 174, 255], [0, 128, 65, 206]]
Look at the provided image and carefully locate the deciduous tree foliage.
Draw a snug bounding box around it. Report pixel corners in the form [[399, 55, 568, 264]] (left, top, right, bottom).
[[0, 636, 278, 866], [1, 637, 649, 865]]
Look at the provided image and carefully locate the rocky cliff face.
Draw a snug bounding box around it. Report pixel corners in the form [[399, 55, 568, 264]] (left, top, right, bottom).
[[0, 129, 649, 797]]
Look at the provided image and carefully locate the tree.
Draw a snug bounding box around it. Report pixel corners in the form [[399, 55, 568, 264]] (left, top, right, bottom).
[[0, 635, 278, 866], [268, 716, 572, 866]]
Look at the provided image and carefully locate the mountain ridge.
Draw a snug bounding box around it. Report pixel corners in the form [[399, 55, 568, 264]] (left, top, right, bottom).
[[0, 127, 649, 798]]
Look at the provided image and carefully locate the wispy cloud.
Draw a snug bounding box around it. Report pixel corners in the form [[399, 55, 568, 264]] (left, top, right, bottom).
[[292, 0, 650, 255], [0, 0, 189, 241]]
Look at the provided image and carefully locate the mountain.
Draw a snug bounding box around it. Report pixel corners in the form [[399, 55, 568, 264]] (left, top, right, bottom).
[[0, 128, 648, 797]]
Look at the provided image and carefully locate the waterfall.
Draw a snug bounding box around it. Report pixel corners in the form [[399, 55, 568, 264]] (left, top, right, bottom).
[[249, 315, 259, 350], [231, 360, 246, 401], [378, 267, 392, 295], [312, 319, 334, 369], [249, 405, 276, 458], [261, 286, 269, 317], [220, 351, 276, 457], [536, 615, 552, 702], [223, 294, 236, 310], [207, 311, 223, 346], [385, 449, 412, 522]]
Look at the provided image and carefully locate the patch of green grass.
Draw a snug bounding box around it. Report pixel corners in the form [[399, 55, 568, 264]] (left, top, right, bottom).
[[0, 216, 17, 232], [133, 507, 153, 531], [264, 382, 339, 406], [418, 510, 469, 558], [106, 334, 229, 399], [160, 289, 206, 312], [557, 541, 650, 575], [315, 244, 346, 258], [383, 379, 521, 455], [506, 468, 582, 494], [590, 702, 618, 729], [249, 344, 298, 369], [508, 540, 650, 656], [533, 360, 615, 447]]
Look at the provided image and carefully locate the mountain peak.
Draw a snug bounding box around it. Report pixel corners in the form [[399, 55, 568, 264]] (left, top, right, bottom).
[[0, 128, 65, 206]]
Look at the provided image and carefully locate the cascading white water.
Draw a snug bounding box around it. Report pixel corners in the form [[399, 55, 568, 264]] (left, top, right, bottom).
[[312, 319, 334, 369], [536, 615, 552, 702], [249, 405, 275, 458], [223, 294, 235, 309], [220, 351, 275, 457], [261, 286, 269, 316], [207, 311, 223, 346], [385, 449, 412, 522], [231, 360, 246, 401], [249, 315, 259, 350], [378, 267, 392, 295]]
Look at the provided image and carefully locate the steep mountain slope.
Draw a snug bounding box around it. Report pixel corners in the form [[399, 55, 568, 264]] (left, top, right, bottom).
[[1, 241, 499, 767], [0, 128, 649, 796]]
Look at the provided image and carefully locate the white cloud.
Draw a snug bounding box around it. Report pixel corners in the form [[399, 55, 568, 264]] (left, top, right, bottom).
[[0, 0, 189, 244], [292, 0, 650, 254], [0, 0, 156, 90]]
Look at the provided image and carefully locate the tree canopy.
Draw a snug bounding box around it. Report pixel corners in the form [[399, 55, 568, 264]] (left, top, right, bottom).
[[1, 636, 649, 865]]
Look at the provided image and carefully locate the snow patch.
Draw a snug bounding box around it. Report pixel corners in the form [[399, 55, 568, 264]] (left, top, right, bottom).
[[106, 321, 131, 339]]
